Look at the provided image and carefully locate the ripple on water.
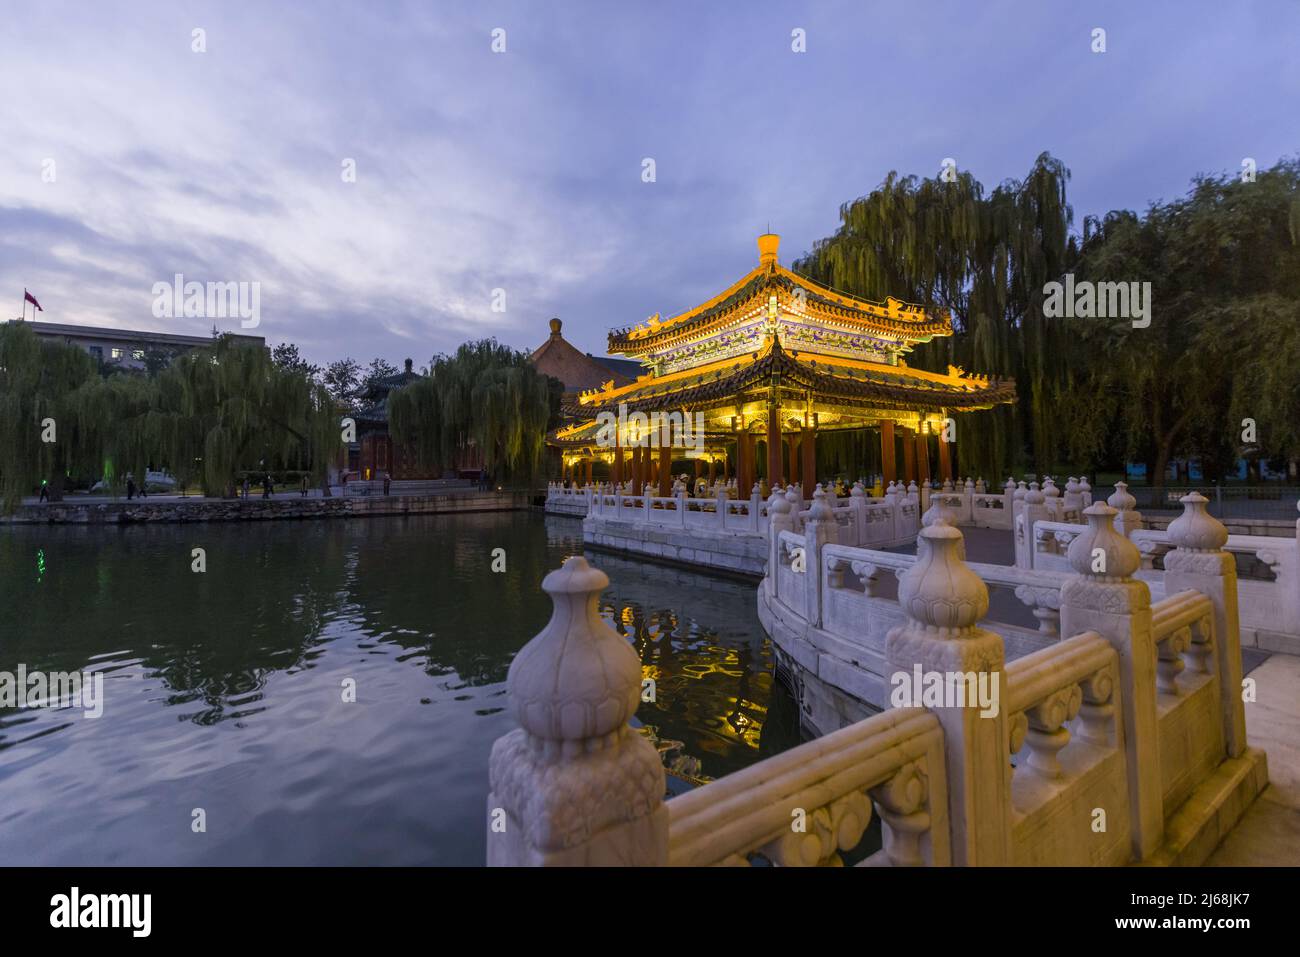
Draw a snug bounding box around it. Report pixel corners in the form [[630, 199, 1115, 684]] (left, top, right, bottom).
[[0, 512, 799, 863]]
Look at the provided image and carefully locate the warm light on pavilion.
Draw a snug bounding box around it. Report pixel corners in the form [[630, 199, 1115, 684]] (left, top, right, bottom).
[[550, 234, 1014, 494]]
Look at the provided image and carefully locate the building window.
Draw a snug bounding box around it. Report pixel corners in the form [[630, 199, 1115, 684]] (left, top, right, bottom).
[[88, 346, 103, 359], [132, 349, 145, 360], [111, 347, 125, 359]]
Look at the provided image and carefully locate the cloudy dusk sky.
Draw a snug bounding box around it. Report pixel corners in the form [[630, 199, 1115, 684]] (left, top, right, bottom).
[[2, 0, 1297, 368]]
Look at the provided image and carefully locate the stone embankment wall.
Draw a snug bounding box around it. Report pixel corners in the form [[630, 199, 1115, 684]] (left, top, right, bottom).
[[0, 491, 531, 525], [583, 520, 769, 579]]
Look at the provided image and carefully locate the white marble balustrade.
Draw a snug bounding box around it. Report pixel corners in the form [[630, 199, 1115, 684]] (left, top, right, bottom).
[[488, 493, 1266, 867]]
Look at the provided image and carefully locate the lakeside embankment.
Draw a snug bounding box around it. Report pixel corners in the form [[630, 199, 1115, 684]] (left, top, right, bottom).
[[0, 490, 534, 525]]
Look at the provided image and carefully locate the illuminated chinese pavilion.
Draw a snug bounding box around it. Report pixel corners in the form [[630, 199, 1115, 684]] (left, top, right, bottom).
[[553, 233, 1016, 496]]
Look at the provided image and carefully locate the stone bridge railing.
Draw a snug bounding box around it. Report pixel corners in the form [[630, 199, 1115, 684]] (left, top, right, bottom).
[[548, 474, 1091, 550], [668, 707, 948, 866], [586, 487, 771, 534], [550, 480, 922, 549], [1018, 484, 1300, 655], [765, 488, 1073, 718], [487, 495, 1267, 866], [555, 474, 1300, 655]]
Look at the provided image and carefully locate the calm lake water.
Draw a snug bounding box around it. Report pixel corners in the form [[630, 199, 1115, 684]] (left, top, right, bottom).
[[0, 511, 799, 865]]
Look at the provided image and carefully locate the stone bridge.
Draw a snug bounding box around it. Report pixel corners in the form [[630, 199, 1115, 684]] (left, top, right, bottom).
[[488, 492, 1270, 866]]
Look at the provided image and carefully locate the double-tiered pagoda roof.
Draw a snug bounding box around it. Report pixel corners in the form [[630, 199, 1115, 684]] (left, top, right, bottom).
[[552, 233, 1014, 448]]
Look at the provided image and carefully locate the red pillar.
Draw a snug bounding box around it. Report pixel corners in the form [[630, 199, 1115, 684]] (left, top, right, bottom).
[[632, 446, 643, 495], [801, 427, 816, 499], [916, 431, 931, 486], [938, 432, 953, 482], [738, 432, 753, 494], [880, 420, 896, 486], [767, 405, 782, 487], [903, 429, 916, 485], [658, 444, 672, 497], [613, 432, 623, 486]]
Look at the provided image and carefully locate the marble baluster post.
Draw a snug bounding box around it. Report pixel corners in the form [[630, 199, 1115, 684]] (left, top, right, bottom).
[[885, 523, 1011, 865], [1059, 503, 1161, 860], [487, 557, 667, 865], [1163, 492, 1247, 758]]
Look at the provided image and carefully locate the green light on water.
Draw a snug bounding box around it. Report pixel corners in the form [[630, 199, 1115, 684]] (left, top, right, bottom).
[[36, 548, 46, 584]]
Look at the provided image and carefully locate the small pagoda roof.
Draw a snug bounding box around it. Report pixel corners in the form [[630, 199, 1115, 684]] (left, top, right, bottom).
[[608, 233, 953, 357], [355, 358, 422, 425]]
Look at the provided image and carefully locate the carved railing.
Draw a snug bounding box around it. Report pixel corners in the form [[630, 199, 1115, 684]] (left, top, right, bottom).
[[1002, 631, 1129, 864], [1015, 487, 1300, 648], [490, 493, 1261, 867], [1149, 585, 1225, 817], [1006, 631, 1117, 783], [667, 707, 948, 866], [582, 486, 770, 533], [1150, 589, 1214, 695], [543, 485, 593, 515], [793, 540, 1071, 671], [580, 480, 922, 548], [566, 476, 1095, 553]]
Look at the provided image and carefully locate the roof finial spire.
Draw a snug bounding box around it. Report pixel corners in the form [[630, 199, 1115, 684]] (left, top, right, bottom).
[[757, 231, 780, 266]]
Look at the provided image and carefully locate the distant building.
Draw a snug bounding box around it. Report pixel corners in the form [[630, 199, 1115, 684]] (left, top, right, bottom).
[[347, 319, 638, 483], [12, 320, 265, 371], [529, 317, 641, 417], [351, 358, 460, 480], [530, 317, 643, 482]]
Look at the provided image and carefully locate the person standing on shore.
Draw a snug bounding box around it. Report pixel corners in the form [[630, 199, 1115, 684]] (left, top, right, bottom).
[[262, 474, 272, 499], [242, 475, 250, 500], [38, 479, 49, 503], [126, 476, 136, 500], [300, 474, 308, 497], [383, 473, 391, 496]]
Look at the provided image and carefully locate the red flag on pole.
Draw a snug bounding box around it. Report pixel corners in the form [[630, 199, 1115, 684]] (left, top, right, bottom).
[[24, 289, 43, 311]]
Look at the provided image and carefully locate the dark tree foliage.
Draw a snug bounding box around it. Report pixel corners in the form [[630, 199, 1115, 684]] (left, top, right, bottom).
[[388, 339, 551, 484], [795, 154, 1300, 484], [0, 325, 338, 509]]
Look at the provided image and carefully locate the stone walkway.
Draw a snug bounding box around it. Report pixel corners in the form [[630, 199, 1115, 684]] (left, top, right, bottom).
[[1205, 653, 1300, 864]]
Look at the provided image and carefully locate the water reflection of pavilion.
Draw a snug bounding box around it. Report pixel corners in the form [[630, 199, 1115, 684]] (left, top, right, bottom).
[[552, 534, 797, 783]]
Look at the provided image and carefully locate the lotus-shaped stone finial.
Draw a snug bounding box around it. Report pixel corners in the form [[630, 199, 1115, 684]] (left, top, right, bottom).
[[1067, 503, 1140, 580]]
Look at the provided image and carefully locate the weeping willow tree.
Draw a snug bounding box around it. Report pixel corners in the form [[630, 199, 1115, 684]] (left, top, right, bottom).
[[389, 339, 554, 484], [0, 326, 338, 510], [0, 322, 106, 509], [794, 153, 1078, 479], [155, 334, 338, 496]]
